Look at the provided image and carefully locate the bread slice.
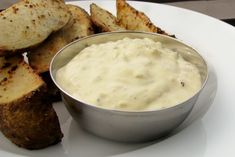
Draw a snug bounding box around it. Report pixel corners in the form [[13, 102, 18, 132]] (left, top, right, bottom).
[[28, 4, 94, 74], [0, 0, 71, 56], [90, 3, 125, 32], [116, 0, 174, 37], [0, 56, 63, 149]]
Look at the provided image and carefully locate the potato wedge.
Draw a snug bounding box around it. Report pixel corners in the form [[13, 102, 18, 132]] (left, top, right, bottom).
[[65, 4, 94, 41], [28, 4, 94, 74], [116, 0, 173, 36], [0, 56, 63, 149], [0, 0, 71, 56], [40, 72, 61, 102], [0, 56, 44, 104], [27, 32, 68, 74], [90, 3, 125, 32]]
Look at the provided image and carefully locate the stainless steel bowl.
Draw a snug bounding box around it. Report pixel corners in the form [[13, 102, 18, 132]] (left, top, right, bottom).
[[50, 31, 208, 142]]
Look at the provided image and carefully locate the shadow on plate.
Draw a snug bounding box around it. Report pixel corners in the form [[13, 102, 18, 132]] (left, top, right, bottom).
[[175, 63, 217, 131], [115, 120, 207, 157]]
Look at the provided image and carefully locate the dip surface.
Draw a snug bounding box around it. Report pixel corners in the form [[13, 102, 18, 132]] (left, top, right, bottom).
[[56, 38, 202, 111]]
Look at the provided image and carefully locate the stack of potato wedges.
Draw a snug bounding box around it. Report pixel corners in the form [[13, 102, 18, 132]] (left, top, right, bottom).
[[90, 0, 174, 37], [0, 0, 94, 149], [0, 0, 173, 150]]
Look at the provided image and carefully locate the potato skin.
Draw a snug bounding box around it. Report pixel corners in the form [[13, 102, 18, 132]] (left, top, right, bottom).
[[28, 4, 94, 74], [0, 88, 63, 149], [0, 0, 71, 56], [116, 0, 175, 37], [41, 72, 61, 102], [90, 3, 125, 32]]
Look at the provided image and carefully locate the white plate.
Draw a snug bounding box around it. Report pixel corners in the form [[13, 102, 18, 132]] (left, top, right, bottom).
[[1, 1, 235, 156]]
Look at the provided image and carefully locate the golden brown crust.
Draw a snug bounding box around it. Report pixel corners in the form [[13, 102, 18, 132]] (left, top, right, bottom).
[[0, 88, 63, 149], [116, 0, 174, 37], [0, 55, 63, 149], [90, 3, 125, 32]]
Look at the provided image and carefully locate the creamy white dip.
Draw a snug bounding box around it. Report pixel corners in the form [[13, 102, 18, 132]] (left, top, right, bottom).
[[56, 38, 202, 111]]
